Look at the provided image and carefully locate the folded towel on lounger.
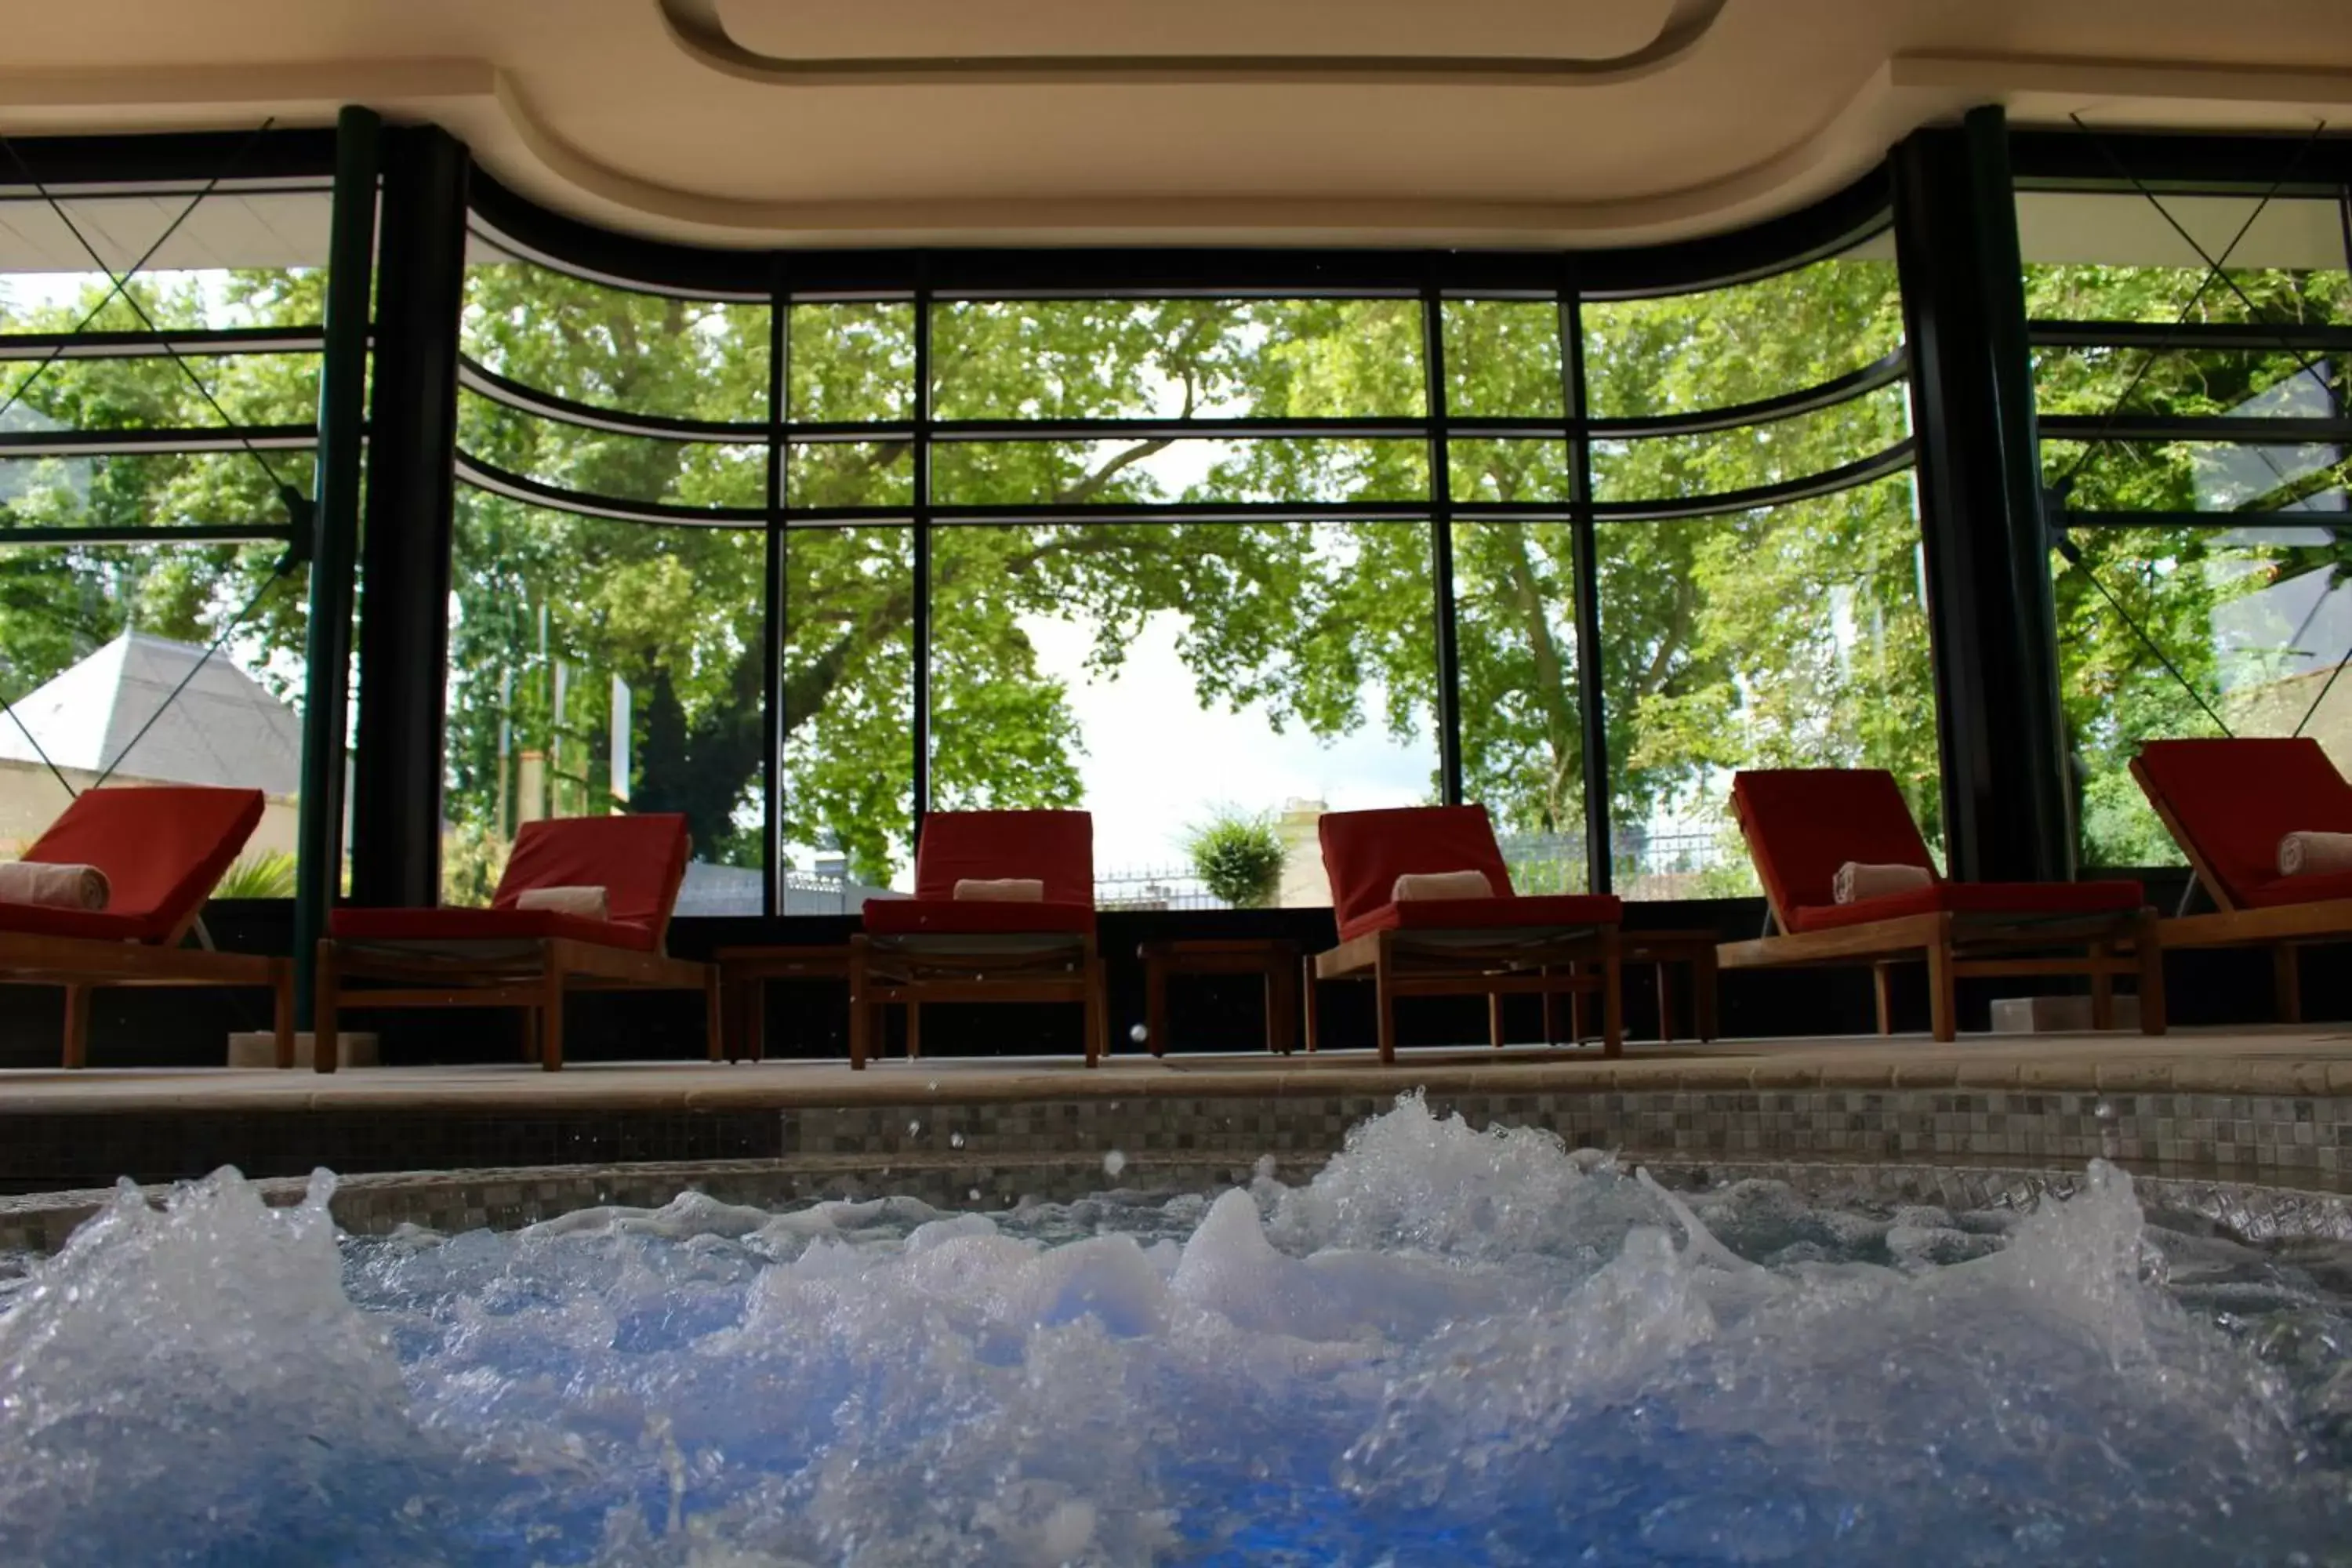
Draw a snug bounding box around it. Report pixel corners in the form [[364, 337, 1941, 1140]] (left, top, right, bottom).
[[0, 862, 110, 911], [516, 885, 610, 920], [2278, 831, 2352, 878], [1392, 870, 1494, 902], [953, 877, 1045, 902], [1832, 862, 1933, 905]]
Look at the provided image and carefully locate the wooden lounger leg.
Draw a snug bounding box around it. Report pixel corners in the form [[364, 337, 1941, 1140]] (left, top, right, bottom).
[[1145, 958, 1169, 1058], [1301, 956, 1320, 1054], [539, 945, 567, 1072], [2273, 945, 2302, 1025], [1927, 918, 1958, 1043], [2088, 939, 2115, 1031], [2135, 913, 2169, 1036], [1872, 962, 1895, 1036], [61, 983, 91, 1069], [907, 1001, 922, 1062], [1693, 946, 1719, 1043], [705, 968, 725, 1064], [1488, 989, 1505, 1050], [314, 940, 342, 1075], [1655, 960, 1675, 1044], [1269, 960, 1298, 1056], [1082, 942, 1106, 1069], [1374, 932, 1398, 1065], [270, 957, 296, 1069], [848, 936, 870, 1070], [1600, 931, 1624, 1059], [1541, 967, 1561, 1047]]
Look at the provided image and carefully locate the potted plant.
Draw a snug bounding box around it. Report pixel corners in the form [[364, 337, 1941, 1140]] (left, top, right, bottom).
[[1182, 807, 1287, 909]]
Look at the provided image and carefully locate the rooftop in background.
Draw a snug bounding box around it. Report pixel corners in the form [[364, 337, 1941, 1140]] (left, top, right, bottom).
[[0, 632, 300, 796]]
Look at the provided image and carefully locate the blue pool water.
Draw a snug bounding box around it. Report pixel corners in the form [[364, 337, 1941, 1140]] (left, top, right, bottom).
[[2, 1096, 2349, 1566]]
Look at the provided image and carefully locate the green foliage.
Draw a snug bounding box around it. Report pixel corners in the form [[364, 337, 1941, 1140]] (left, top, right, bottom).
[[210, 850, 296, 901], [1182, 808, 1287, 909], [439, 821, 511, 908]]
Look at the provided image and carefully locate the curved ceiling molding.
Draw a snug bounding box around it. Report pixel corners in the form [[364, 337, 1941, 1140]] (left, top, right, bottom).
[[656, 0, 1732, 88]]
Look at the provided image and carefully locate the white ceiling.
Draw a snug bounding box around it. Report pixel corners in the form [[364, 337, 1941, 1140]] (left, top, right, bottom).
[[0, 0, 2345, 251]]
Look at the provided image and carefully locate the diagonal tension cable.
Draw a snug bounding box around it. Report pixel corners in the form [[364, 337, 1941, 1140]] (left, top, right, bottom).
[[2052, 535, 2237, 738], [0, 129, 301, 503], [0, 117, 278, 430]]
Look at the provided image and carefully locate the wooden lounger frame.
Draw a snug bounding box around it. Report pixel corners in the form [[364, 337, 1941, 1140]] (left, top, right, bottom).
[[314, 931, 718, 1073], [2, 921, 294, 1069], [846, 931, 1106, 1070], [2130, 753, 2352, 1023], [1715, 793, 2165, 1042], [1307, 924, 1624, 1063]]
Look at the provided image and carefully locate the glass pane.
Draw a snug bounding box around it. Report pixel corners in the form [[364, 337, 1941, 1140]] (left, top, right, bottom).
[[789, 303, 916, 423], [931, 437, 1427, 507], [463, 251, 768, 422], [927, 520, 1438, 907], [930, 299, 1425, 420], [786, 439, 913, 510], [0, 353, 319, 431], [1590, 383, 1910, 506], [1452, 520, 1585, 891], [2056, 524, 2352, 868], [458, 390, 764, 510], [1596, 473, 1936, 898], [0, 450, 314, 534], [1448, 440, 1570, 504], [445, 492, 765, 911], [1441, 300, 1565, 417], [2033, 347, 2343, 423], [1582, 246, 1904, 419], [0, 539, 305, 882], [782, 525, 914, 897], [2018, 191, 2350, 327], [2044, 438, 2349, 516]]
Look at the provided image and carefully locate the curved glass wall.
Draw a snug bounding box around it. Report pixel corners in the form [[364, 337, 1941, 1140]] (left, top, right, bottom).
[[455, 197, 1924, 909]]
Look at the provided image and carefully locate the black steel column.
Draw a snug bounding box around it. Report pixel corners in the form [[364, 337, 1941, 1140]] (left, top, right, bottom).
[[1892, 105, 2073, 883], [351, 123, 468, 909], [762, 258, 789, 917], [293, 106, 381, 1017], [1559, 273, 1612, 895], [1420, 278, 1465, 805]]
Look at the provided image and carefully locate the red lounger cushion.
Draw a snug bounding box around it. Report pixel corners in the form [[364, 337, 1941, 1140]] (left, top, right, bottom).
[[328, 906, 663, 952], [1319, 804, 1621, 942], [1342, 892, 1623, 942], [16, 786, 263, 944], [2135, 738, 2352, 909], [2241, 869, 2352, 909], [1730, 768, 1936, 922], [1787, 879, 2146, 934], [909, 810, 1094, 906], [0, 901, 158, 944], [494, 814, 690, 935], [861, 898, 1097, 938]]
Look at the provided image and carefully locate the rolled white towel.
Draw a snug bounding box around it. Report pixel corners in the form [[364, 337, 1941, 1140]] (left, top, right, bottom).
[[954, 877, 1044, 902], [1832, 862, 1933, 905], [516, 884, 611, 920], [0, 861, 110, 911], [1392, 869, 1494, 902], [2278, 831, 2352, 878]]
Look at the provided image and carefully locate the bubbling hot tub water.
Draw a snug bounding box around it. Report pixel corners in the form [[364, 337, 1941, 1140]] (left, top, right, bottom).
[[2, 1095, 2349, 1566]]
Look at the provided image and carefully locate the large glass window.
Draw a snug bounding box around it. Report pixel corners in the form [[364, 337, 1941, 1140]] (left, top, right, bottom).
[[1, 187, 323, 892], [2022, 183, 2352, 866], [927, 521, 1438, 907]]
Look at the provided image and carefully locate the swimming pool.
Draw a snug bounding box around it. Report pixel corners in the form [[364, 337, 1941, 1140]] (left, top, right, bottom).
[[3, 1094, 2347, 1565]]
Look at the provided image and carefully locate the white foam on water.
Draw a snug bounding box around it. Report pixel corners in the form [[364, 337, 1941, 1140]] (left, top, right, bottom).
[[2, 1094, 2347, 1567]]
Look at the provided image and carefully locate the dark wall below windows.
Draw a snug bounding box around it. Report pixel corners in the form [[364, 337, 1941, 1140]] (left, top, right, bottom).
[[0, 883, 2339, 1071]]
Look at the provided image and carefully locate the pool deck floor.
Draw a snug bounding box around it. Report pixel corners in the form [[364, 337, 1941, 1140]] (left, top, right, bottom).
[[5, 1025, 2349, 1115]]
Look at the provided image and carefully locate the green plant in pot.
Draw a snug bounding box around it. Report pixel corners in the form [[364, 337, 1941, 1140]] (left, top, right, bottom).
[[1182, 807, 1287, 909]]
